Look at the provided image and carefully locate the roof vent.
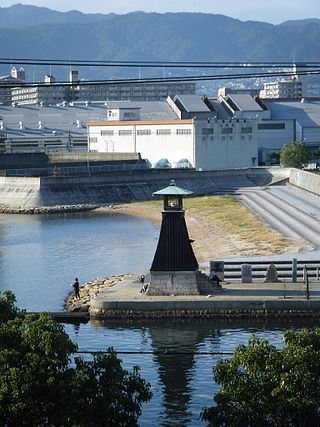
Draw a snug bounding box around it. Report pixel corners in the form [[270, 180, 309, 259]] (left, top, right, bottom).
[[38, 121, 42, 129], [19, 121, 23, 130]]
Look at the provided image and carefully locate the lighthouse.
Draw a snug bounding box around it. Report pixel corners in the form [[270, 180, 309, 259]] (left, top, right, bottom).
[[148, 180, 200, 296]]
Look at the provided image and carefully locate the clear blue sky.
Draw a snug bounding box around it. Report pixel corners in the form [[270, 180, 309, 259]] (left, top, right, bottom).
[[1, 0, 320, 24]]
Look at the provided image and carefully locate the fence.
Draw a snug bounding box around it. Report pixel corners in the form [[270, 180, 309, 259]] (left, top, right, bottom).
[[211, 260, 320, 282], [0, 162, 150, 177]]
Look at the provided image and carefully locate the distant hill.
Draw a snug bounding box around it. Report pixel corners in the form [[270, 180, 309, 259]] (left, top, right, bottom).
[[0, 3, 106, 28], [0, 5, 320, 81]]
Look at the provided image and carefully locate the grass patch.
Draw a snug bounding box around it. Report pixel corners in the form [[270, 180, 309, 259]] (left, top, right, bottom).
[[184, 195, 291, 253], [144, 195, 293, 254]]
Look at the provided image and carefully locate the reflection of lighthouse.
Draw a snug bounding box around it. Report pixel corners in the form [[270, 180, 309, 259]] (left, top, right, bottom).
[[148, 180, 199, 296], [147, 320, 215, 426]]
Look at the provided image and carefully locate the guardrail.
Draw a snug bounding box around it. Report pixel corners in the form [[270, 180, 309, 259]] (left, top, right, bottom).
[[213, 260, 320, 282]]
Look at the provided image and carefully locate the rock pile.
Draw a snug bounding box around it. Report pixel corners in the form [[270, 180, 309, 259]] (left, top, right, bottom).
[[65, 273, 133, 312], [0, 204, 99, 215]]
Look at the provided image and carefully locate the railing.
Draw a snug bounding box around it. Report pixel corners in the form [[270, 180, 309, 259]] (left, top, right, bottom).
[[214, 260, 320, 282], [1, 162, 150, 177]]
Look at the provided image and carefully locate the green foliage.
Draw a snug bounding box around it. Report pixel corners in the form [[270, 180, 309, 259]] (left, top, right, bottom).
[[313, 147, 320, 159], [201, 328, 320, 427], [280, 140, 310, 168], [0, 290, 21, 323], [0, 306, 152, 426]]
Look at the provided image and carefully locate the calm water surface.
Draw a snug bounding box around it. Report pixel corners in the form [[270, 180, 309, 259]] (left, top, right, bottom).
[[0, 211, 158, 311], [0, 212, 318, 426]]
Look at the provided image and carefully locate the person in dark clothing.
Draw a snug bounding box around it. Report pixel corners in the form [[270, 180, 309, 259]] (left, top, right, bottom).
[[140, 274, 145, 285], [73, 277, 80, 300], [209, 270, 222, 287]]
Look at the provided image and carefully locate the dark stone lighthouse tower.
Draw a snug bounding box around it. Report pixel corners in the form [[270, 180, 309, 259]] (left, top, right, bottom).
[[148, 180, 199, 296]]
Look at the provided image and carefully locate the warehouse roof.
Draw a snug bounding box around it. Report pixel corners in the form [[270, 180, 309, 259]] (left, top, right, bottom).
[[266, 100, 320, 127]]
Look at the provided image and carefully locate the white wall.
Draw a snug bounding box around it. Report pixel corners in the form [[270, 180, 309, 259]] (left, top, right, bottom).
[[194, 119, 258, 169], [88, 118, 259, 170], [88, 122, 195, 167]]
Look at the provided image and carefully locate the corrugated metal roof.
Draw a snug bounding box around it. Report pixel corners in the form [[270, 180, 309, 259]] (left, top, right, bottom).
[[265, 100, 320, 127], [104, 100, 178, 120], [0, 101, 178, 139], [174, 95, 210, 112], [227, 94, 263, 112]]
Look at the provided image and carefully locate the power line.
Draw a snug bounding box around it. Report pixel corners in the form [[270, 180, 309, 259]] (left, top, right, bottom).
[[2, 57, 320, 68], [1, 69, 320, 89], [75, 350, 234, 356]]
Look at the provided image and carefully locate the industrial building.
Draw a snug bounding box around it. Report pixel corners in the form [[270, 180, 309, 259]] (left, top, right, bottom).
[[1, 92, 320, 169]]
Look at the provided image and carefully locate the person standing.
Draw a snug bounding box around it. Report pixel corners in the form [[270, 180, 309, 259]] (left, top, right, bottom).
[[72, 277, 80, 300]]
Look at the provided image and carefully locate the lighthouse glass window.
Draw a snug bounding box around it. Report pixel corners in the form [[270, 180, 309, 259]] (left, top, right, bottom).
[[165, 196, 182, 209]]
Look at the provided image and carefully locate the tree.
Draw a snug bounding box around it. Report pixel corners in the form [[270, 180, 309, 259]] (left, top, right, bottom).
[[312, 147, 320, 160], [0, 290, 22, 322], [201, 328, 320, 427], [0, 292, 152, 426], [280, 140, 310, 168]]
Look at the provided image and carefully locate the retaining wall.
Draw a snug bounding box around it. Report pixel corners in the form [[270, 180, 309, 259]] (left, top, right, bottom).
[[90, 299, 320, 319], [289, 169, 320, 196], [0, 167, 289, 209]]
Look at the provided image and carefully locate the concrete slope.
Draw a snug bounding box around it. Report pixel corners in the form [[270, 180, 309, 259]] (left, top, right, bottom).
[[240, 186, 320, 248]]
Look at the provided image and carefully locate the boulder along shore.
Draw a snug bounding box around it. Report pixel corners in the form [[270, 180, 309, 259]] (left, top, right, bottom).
[[65, 273, 133, 312]]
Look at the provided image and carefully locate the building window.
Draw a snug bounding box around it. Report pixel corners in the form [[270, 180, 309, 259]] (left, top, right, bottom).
[[229, 136, 233, 141], [222, 136, 226, 141], [156, 129, 171, 136], [241, 135, 245, 141], [202, 128, 214, 135], [221, 127, 233, 134], [258, 123, 285, 130], [123, 112, 136, 118], [101, 130, 114, 136], [210, 136, 214, 142], [119, 130, 133, 136], [89, 137, 98, 143], [176, 129, 192, 135], [137, 129, 151, 136], [248, 135, 252, 140], [241, 127, 252, 134]]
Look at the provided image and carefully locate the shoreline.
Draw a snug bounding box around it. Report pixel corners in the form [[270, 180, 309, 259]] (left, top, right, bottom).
[[0, 204, 99, 215]]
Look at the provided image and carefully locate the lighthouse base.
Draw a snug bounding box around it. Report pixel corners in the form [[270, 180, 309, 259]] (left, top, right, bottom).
[[148, 270, 199, 296]]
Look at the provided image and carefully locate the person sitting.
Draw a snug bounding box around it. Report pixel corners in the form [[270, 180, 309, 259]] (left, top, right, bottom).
[[209, 270, 221, 286], [140, 283, 149, 293]]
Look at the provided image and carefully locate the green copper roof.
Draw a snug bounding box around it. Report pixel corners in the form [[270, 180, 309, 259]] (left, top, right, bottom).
[[153, 180, 193, 196]]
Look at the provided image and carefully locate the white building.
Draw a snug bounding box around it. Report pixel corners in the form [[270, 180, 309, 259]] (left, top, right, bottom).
[[87, 96, 258, 170], [260, 80, 303, 99], [260, 62, 308, 99]]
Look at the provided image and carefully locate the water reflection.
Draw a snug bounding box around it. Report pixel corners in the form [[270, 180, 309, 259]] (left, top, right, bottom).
[[84, 318, 320, 426]]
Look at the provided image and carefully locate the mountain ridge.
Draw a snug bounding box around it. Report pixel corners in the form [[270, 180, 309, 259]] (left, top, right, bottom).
[[0, 5, 319, 81]]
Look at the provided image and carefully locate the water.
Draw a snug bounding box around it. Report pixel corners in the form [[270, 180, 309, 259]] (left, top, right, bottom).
[[0, 211, 158, 311], [0, 212, 317, 425]]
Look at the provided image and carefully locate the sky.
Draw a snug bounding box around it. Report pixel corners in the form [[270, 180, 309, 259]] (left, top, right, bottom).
[[0, 0, 320, 24]]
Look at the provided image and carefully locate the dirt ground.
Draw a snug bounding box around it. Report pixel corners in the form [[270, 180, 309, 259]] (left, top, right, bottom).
[[98, 202, 304, 262]]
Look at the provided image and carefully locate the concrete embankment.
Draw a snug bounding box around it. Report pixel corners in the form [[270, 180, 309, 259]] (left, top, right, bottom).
[[64, 273, 320, 320], [0, 167, 288, 208], [289, 168, 320, 197]]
